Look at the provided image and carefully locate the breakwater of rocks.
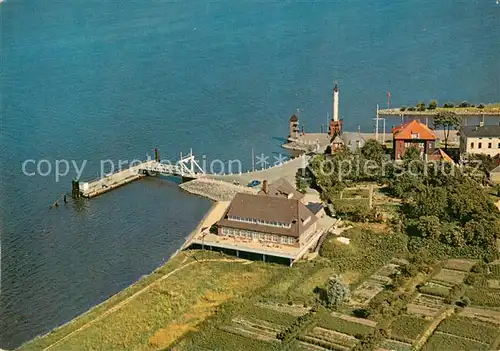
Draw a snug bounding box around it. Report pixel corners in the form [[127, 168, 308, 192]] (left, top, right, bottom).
[[180, 178, 258, 202]]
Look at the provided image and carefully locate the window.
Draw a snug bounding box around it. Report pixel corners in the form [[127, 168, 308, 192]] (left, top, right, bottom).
[[488, 143, 492, 149], [221, 227, 227, 235], [471, 142, 474, 148], [259, 233, 265, 240], [411, 133, 419, 139], [288, 237, 295, 244], [265, 234, 271, 241], [478, 143, 482, 149], [281, 236, 287, 244], [272, 235, 278, 242]]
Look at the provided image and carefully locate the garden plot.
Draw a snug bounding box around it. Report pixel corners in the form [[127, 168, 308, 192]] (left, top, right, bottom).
[[430, 268, 468, 287], [381, 339, 413, 351], [349, 279, 386, 305], [390, 314, 430, 343], [422, 331, 489, 351], [330, 311, 378, 327], [418, 281, 451, 298], [406, 293, 447, 317], [487, 279, 500, 289], [460, 306, 500, 325], [297, 340, 331, 351], [349, 263, 400, 305], [442, 259, 477, 272], [220, 317, 281, 343], [300, 327, 358, 350], [318, 312, 375, 337], [255, 302, 310, 317], [436, 315, 500, 345]]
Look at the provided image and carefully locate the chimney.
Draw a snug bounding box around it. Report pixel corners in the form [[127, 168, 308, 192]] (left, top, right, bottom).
[[262, 180, 268, 194]]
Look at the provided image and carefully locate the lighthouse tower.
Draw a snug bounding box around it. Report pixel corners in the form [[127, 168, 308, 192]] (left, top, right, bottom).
[[289, 114, 299, 139], [329, 83, 343, 138]]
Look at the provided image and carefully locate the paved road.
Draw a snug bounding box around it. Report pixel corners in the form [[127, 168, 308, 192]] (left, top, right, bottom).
[[206, 154, 310, 185]]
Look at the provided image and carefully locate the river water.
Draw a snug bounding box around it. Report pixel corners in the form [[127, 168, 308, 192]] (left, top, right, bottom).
[[1, 1, 499, 348]]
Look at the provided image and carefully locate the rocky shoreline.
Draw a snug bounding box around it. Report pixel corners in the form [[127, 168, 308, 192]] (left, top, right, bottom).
[[179, 178, 258, 202]]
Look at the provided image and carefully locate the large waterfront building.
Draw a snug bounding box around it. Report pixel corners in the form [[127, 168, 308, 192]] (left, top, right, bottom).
[[459, 125, 500, 158], [217, 193, 318, 248]]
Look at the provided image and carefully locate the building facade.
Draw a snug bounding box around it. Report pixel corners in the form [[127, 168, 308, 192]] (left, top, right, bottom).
[[459, 125, 500, 158], [392, 120, 438, 160], [217, 193, 318, 248]]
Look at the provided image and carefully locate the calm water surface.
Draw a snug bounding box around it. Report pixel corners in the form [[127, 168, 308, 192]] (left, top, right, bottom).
[[1, 1, 499, 348]]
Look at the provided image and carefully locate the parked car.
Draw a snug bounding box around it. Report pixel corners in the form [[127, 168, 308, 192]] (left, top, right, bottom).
[[247, 180, 261, 187]]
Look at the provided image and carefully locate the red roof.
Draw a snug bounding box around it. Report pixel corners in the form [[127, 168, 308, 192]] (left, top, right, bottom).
[[392, 120, 437, 140], [428, 149, 454, 163]]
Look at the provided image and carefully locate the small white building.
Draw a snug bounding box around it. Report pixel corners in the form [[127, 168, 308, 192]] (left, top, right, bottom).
[[460, 125, 500, 158]]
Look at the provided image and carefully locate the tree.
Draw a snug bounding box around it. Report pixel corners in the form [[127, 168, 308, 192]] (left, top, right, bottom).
[[415, 215, 442, 240], [326, 275, 350, 309], [416, 102, 426, 111], [403, 146, 422, 163], [428, 100, 438, 110], [433, 111, 460, 150], [361, 139, 385, 163]]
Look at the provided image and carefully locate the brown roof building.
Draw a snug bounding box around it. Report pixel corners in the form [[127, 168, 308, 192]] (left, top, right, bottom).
[[217, 193, 318, 247]]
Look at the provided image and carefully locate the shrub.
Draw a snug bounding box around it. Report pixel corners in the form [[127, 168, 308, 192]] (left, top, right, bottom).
[[464, 274, 478, 285], [444, 284, 464, 304], [459, 101, 470, 108], [471, 262, 488, 274], [353, 309, 370, 318], [458, 296, 470, 307], [416, 102, 426, 111], [277, 310, 318, 343], [443, 102, 455, 108], [407, 106, 416, 111], [428, 100, 438, 110], [399, 106, 407, 111], [478, 103, 485, 109]]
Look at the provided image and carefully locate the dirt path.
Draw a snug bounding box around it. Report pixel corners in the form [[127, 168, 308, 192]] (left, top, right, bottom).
[[43, 257, 247, 351]]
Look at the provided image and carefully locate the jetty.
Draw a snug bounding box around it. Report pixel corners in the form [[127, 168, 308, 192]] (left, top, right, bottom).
[[72, 151, 205, 199]]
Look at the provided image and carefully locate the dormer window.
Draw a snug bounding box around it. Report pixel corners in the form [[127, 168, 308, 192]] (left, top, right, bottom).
[[411, 133, 419, 139]]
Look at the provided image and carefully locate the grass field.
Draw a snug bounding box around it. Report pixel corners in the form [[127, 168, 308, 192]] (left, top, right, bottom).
[[21, 251, 282, 351], [437, 316, 500, 344]]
